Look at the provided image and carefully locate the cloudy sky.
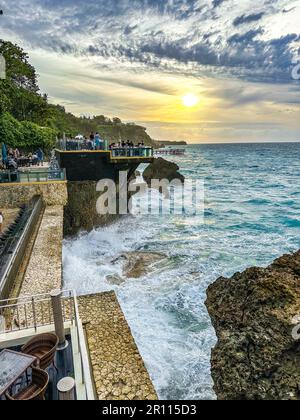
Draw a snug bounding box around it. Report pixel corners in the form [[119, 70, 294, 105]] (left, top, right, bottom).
[[1, 0, 300, 142]]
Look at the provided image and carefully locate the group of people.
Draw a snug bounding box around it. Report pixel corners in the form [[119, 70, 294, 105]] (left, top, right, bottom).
[[1, 146, 44, 171], [89, 132, 105, 150], [67, 133, 106, 151], [65, 134, 148, 153], [109, 141, 145, 149]]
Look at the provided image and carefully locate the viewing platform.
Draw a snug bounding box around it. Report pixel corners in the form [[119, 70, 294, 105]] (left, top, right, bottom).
[[55, 142, 154, 182], [57, 139, 154, 159]]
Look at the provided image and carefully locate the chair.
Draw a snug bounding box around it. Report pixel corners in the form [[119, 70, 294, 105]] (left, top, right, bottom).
[[21, 333, 59, 371], [5, 368, 49, 401]]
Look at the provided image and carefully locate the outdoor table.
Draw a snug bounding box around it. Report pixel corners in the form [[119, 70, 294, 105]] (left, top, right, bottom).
[[0, 349, 37, 398]]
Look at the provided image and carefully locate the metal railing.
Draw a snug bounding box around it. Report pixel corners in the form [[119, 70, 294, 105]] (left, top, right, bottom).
[[57, 139, 108, 151], [0, 290, 74, 333], [0, 171, 20, 183], [0, 290, 94, 400], [0, 196, 44, 301], [111, 147, 153, 158], [56, 139, 154, 158], [0, 169, 66, 184]]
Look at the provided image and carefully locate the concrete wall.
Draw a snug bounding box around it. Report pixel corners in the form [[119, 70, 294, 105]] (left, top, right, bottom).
[[0, 182, 68, 208]]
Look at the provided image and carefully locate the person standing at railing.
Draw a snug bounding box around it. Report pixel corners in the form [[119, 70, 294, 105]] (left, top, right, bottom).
[[37, 148, 44, 166], [89, 132, 95, 149], [95, 132, 104, 150]]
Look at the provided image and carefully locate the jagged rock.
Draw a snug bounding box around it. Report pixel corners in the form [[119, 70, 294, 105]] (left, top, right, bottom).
[[143, 158, 185, 186], [205, 250, 300, 400], [112, 252, 167, 279], [106, 275, 125, 286]]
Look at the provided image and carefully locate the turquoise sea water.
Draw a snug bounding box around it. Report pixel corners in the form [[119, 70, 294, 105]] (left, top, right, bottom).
[[63, 143, 300, 400]]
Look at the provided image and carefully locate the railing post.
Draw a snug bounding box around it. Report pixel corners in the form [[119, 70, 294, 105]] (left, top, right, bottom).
[[50, 289, 68, 350], [57, 377, 76, 401], [32, 297, 37, 332]]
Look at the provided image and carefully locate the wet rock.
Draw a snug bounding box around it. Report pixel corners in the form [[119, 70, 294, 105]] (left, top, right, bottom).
[[106, 275, 125, 286], [206, 250, 300, 400], [112, 252, 167, 279], [64, 181, 120, 237], [143, 157, 185, 186]]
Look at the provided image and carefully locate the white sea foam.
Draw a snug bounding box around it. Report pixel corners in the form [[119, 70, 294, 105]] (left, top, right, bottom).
[[63, 143, 300, 400]]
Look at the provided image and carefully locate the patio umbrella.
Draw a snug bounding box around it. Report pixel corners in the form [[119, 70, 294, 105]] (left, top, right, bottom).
[[1, 143, 7, 164]]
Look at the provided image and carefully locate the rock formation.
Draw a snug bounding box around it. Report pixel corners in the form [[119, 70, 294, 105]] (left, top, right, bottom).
[[143, 157, 185, 186], [111, 251, 167, 279], [64, 181, 119, 236], [206, 250, 300, 400]]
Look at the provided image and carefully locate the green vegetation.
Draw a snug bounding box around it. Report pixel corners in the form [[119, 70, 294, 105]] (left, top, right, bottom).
[[0, 112, 57, 149], [0, 39, 155, 150]]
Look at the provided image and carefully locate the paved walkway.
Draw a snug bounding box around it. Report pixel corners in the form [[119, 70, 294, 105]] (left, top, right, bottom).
[[19, 206, 64, 296], [78, 292, 158, 401]]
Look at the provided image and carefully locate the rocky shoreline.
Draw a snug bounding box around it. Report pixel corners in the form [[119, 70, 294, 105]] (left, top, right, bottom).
[[206, 250, 300, 400]]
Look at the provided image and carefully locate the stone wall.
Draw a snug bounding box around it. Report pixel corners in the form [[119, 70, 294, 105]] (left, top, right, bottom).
[[0, 182, 68, 208]]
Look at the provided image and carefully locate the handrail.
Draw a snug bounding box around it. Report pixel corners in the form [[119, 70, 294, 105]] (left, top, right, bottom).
[[0, 288, 74, 332], [0, 169, 66, 184], [0, 196, 44, 300], [56, 139, 154, 158], [73, 292, 95, 400]]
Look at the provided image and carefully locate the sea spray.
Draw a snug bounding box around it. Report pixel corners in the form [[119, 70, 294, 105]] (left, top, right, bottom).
[[63, 143, 300, 400]]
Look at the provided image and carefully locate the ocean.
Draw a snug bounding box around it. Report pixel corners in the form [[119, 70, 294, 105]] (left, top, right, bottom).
[[63, 142, 300, 400]]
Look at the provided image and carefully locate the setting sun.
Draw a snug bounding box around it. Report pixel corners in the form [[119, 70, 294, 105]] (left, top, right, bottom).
[[182, 93, 199, 107]]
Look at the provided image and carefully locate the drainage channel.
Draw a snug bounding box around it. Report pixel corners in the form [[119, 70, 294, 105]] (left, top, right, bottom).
[[0, 196, 45, 300]]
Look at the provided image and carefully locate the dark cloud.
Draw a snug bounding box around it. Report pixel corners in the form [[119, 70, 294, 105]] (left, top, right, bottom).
[[282, 7, 296, 13], [228, 29, 264, 44], [0, 0, 299, 85], [212, 0, 227, 8], [233, 12, 265, 26]]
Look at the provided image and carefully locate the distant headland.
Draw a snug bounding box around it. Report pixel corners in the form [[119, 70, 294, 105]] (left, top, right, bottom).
[[154, 140, 188, 147]]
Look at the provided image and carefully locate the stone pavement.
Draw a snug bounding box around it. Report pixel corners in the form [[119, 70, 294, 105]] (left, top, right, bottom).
[[78, 292, 158, 401], [19, 206, 64, 296]]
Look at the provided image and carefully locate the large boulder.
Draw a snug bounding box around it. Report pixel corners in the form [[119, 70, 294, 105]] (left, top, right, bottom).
[[143, 157, 185, 186], [205, 250, 300, 400]]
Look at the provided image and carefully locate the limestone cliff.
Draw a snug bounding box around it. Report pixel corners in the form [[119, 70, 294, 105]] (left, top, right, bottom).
[[63, 181, 119, 236], [205, 250, 300, 400]]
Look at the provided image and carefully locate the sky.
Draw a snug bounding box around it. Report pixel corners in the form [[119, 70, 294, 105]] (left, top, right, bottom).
[[0, 0, 300, 143]]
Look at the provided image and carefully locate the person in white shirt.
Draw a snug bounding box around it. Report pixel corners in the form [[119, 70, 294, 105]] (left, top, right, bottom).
[[0, 212, 4, 233]]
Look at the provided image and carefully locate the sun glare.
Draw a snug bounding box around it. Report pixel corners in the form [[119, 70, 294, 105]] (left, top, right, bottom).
[[182, 94, 199, 107]]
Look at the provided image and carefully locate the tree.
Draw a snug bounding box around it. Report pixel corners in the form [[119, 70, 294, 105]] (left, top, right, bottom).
[[0, 40, 52, 124], [0, 112, 57, 150], [0, 39, 156, 148], [113, 117, 122, 124]]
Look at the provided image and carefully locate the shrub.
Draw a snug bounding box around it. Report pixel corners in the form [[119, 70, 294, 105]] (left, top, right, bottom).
[[0, 111, 57, 150]]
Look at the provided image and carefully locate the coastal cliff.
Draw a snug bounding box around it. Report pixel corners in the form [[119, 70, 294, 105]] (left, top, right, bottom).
[[64, 181, 119, 236], [206, 250, 300, 400]]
